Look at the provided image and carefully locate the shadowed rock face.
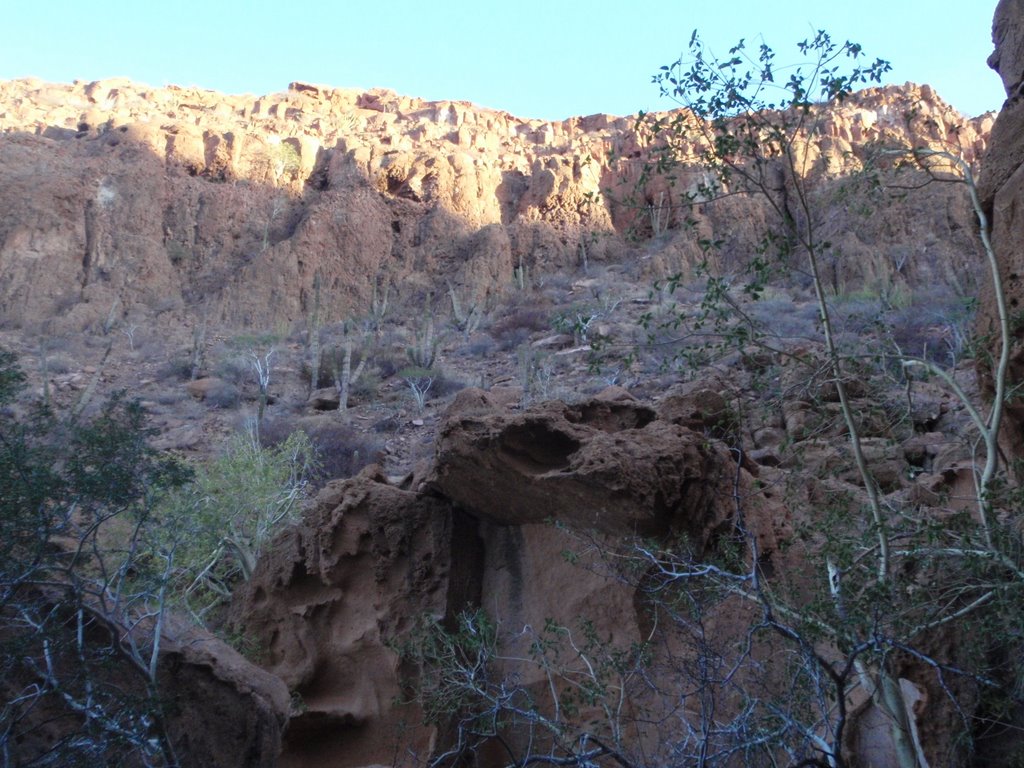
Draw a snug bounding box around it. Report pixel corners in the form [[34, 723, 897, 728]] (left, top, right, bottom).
[[430, 386, 730, 538], [157, 623, 290, 768], [980, 0, 1024, 465], [0, 77, 991, 334], [231, 388, 748, 767], [0, 600, 289, 768]]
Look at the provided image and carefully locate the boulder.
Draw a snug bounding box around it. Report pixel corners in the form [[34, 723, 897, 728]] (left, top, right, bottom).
[[430, 387, 733, 539]]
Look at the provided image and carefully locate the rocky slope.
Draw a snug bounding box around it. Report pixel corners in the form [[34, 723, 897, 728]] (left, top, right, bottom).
[[0, 22, 1016, 768], [0, 76, 991, 335]]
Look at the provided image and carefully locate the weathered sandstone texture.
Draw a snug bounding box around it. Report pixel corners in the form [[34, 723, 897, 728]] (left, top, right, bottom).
[[0, 77, 991, 333], [980, 0, 1024, 464], [232, 378, 981, 766], [232, 387, 748, 766]]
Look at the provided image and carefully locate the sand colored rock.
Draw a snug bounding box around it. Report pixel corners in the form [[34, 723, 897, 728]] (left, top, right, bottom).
[[231, 468, 457, 767], [230, 385, 783, 766], [0, 77, 990, 335], [980, 0, 1024, 466], [431, 386, 732, 538]]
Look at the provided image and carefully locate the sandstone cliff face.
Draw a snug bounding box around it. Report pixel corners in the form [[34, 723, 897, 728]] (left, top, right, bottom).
[[232, 387, 749, 766], [980, 0, 1024, 465], [0, 77, 991, 333], [232, 374, 984, 766]]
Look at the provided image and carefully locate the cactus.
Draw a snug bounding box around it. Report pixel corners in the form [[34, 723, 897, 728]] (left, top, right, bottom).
[[447, 279, 484, 341], [331, 340, 366, 412], [307, 272, 323, 397], [407, 303, 439, 369]]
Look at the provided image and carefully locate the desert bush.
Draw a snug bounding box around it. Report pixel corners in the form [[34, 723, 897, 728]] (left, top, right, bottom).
[[155, 354, 193, 382], [464, 336, 496, 358], [372, 413, 402, 434], [376, 352, 407, 380], [431, 369, 468, 398], [161, 424, 316, 623], [213, 352, 251, 386], [40, 352, 75, 374], [154, 388, 189, 406], [400, 367, 436, 413], [203, 380, 241, 409], [489, 307, 550, 351], [258, 415, 383, 486], [0, 349, 192, 766], [491, 307, 550, 338]]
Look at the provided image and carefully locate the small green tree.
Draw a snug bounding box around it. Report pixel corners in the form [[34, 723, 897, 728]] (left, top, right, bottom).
[[160, 424, 316, 623], [0, 349, 192, 767]]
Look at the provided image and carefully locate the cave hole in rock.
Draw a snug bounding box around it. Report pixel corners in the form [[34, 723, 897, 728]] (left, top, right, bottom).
[[498, 421, 580, 472]]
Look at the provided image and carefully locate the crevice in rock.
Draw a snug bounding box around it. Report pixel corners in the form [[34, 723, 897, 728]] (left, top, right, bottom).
[[442, 507, 485, 630], [497, 420, 580, 473]]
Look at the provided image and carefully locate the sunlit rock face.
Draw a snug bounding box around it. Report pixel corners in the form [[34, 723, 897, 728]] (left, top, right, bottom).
[[0, 76, 988, 334]]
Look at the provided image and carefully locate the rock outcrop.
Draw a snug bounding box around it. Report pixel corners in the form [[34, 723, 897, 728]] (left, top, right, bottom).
[[232, 387, 752, 766], [431, 386, 731, 537], [0, 77, 991, 333], [980, 0, 1024, 465], [0, 601, 289, 768], [232, 375, 987, 766], [230, 469, 457, 767], [158, 622, 290, 768]]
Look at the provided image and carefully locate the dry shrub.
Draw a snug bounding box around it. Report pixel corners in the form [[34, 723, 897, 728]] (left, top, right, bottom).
[[489, 308, 550, 351], [258, 415, 384, 487], [204, 380, 241, 409], [155, 355, 192, 382]]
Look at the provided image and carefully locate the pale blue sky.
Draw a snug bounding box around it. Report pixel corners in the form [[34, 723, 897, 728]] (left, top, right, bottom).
[[0, 1, 1005, 120]]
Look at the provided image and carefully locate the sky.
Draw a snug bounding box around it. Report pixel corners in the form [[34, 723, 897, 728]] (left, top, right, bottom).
[[0, 1, 1006, 121]]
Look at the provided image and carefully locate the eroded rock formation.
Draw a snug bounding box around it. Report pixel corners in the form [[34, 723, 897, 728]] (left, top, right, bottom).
[[232, 374, 984, 766], [0, 77, 991, 334], [233, 387, 750, 766], [980, 0, 1024, 465]]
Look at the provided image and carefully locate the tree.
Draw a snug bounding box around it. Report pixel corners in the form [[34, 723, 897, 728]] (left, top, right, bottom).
[[159, 424, 315, 624], [401, 32, 1024, 768], [0, 349, 192, 767], [625, 30, 1023, 767]]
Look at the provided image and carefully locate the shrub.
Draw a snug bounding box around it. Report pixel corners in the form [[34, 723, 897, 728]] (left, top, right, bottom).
[[258, 416, 384, 487], [204, 380, 241, 409], [489, 308, 550, 347], [0, 349, 192, 766], [376, 352, 406, 380], [464, 337, 496, 358], [213, 353, 251, 386], [159, 426, 316, 626], [431, 369, 468, 398], [155, 355, 193, 382]]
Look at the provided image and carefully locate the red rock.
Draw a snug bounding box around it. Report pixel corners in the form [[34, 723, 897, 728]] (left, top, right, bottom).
[[0, 77, 988, 333]]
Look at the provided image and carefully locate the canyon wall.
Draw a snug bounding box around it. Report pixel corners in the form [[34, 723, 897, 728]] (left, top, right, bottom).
[[0, 76, 991, 334], [980, 0, 1024, 464]]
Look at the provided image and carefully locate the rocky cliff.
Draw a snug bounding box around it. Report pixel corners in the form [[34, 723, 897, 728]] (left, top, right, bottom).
[[979, 0, 1024, 466], [0, 29, 1014, 768], [0, 76, 991, 334]]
